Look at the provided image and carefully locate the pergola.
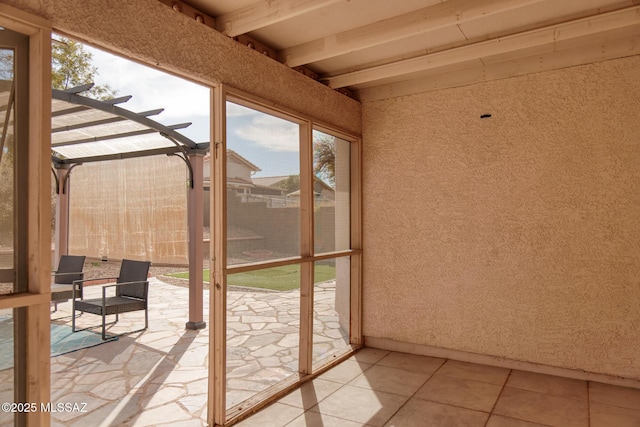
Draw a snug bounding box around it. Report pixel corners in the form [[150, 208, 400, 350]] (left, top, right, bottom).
[[50, 84, 210, 330]]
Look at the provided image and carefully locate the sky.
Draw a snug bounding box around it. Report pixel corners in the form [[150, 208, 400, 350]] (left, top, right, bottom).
[[84, 42, 300, 177]]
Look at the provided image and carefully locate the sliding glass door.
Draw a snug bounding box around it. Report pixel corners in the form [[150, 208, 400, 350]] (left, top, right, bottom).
[[208, 88, 361, 425]]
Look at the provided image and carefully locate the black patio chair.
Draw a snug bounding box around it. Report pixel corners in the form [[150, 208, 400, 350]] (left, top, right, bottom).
[[51, 255, 86, 311], [72, 259, 151, 340]]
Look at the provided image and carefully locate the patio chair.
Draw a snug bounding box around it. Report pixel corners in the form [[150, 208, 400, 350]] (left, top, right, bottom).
[[51, 255, 86, 311], [72, 259, 151, 340]]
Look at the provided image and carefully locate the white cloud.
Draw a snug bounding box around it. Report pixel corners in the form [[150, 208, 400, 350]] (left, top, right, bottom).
[[226, 102, 257, 118], [235, 114, 299, 152], [86, 46, 209, 122], [84, 43, 297, 152]]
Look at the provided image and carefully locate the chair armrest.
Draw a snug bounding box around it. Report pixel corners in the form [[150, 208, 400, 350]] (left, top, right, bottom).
[[73, 276, 119, 284], [70, 277, 117, 301], [51, 271, 84, 277], [52, 272, 85, 284]]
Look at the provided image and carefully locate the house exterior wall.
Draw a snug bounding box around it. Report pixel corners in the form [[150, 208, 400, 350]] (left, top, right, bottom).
[[3, 0, 360, 135], [362, 54, 640, 381]]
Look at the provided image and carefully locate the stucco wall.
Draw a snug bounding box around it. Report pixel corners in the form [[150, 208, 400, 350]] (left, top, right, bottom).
[[362, 55, 640, 380], [5, 0, 360, 135]]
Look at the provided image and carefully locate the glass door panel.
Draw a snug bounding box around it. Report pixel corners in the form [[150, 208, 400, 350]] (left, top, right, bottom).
[[0, 309, 14, 426], [225, 100, 303, 411], [313, 131, 351, 255], [226, 265, 301, 409], [0, 45, 15, 295], [226, 101, 300, 267], [312, 258, 351, 369]]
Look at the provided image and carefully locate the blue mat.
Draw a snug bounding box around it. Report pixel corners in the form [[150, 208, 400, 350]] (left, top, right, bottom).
[[0, 317, 117, 370]]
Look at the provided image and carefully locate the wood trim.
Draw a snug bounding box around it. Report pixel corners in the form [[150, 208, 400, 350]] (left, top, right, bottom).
[[364, 336, 640, 390], [349, 137, 363, 346], [209, 84, 228, 427], [0, 293, 48, 310], [225, 250, 361, 274], [27, 17, 52, 427], [216, 0, 342, 37], [0, 7, 52, 426], [298, 121, 314, 375], [0, 4, 50, 35]]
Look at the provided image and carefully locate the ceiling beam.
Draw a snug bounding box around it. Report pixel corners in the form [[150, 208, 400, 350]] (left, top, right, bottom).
[[323, 5, 640, 89], [280, 0, 546, 68], [358, 31, 640, 102], [216, 0, 343, 37]]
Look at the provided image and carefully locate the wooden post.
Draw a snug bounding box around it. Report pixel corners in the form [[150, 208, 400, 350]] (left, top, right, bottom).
[[186, 153, 206, 330]]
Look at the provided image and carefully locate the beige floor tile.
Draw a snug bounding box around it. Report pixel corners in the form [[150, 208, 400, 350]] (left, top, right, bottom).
[[234, 403, 304, 427], [589, 382, 640, 410], [318, 360, 373, 384], [436, 360, 510, 385], [277, 378, 343, 409], [507, 370, 587, 401], [351, 347, 390, 365], [349, 365, 431, 396], [590, 402, 640, 427], [415, 374, 503, 412], [493, 387, 588, 427], [384, 398, 489, 427], [486, 414, 550, 427], [376, 351, 445, 375], [311, 385, 408, 427], [287, 412, 372, 427]]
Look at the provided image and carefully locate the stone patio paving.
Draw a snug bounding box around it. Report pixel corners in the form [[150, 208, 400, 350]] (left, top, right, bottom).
[[0, 275, 349, 427], [39, 277, 350, 426]]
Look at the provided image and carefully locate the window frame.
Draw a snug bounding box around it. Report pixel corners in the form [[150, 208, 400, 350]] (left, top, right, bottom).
[[0, 4, 52, 426], [209, 85, 362, 426]]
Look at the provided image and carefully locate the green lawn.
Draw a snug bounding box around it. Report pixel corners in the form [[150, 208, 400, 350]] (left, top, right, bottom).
[[169, 264, 336, 291]]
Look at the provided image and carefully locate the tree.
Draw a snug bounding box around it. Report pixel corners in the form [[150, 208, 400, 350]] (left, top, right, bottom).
[[313, 134, 336, 185], [52, 37, 116, 99], [277, 175, 300, 193]]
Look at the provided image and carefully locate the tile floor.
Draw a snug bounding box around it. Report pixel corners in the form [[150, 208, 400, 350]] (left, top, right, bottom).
[[236, 347, 640, 427]]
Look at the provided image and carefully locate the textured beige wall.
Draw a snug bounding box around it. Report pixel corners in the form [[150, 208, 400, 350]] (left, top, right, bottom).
[[5, 0, 360, 134], [362, 55, 640, 380]]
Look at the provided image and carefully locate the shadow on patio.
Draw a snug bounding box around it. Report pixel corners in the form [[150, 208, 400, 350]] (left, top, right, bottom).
[[48, 274, 349, 427]]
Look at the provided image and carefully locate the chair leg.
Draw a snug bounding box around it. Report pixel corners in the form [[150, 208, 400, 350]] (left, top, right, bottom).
[[145, 308, 148, 329], [115, 313, 119, 323], [72, 300, 76, 332], [102, 311, 106, 340]]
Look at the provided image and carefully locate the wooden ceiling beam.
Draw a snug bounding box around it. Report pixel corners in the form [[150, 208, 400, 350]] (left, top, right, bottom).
[[216, 0, 343, 37], [279, 0, 546, 68], [323, 5, 640, 89]]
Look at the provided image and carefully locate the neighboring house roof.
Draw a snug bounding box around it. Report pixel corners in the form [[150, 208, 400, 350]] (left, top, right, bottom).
[[227, 150, 261, 172], [252, 175, 290, 188], [204, 150, 262, 172]]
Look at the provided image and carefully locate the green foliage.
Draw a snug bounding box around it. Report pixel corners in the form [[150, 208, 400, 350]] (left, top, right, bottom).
[[52, 37, 116, 99], [277, 175, 301, 193], [169, 264, 336, 291]]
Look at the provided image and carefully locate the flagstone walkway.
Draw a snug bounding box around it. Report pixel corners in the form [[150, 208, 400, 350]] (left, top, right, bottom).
[[41, 277, 349, 426]]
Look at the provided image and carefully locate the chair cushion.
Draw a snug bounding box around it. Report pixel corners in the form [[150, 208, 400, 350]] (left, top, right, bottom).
[[74, 296, 146, 316], [51, 283, 75, 292]]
